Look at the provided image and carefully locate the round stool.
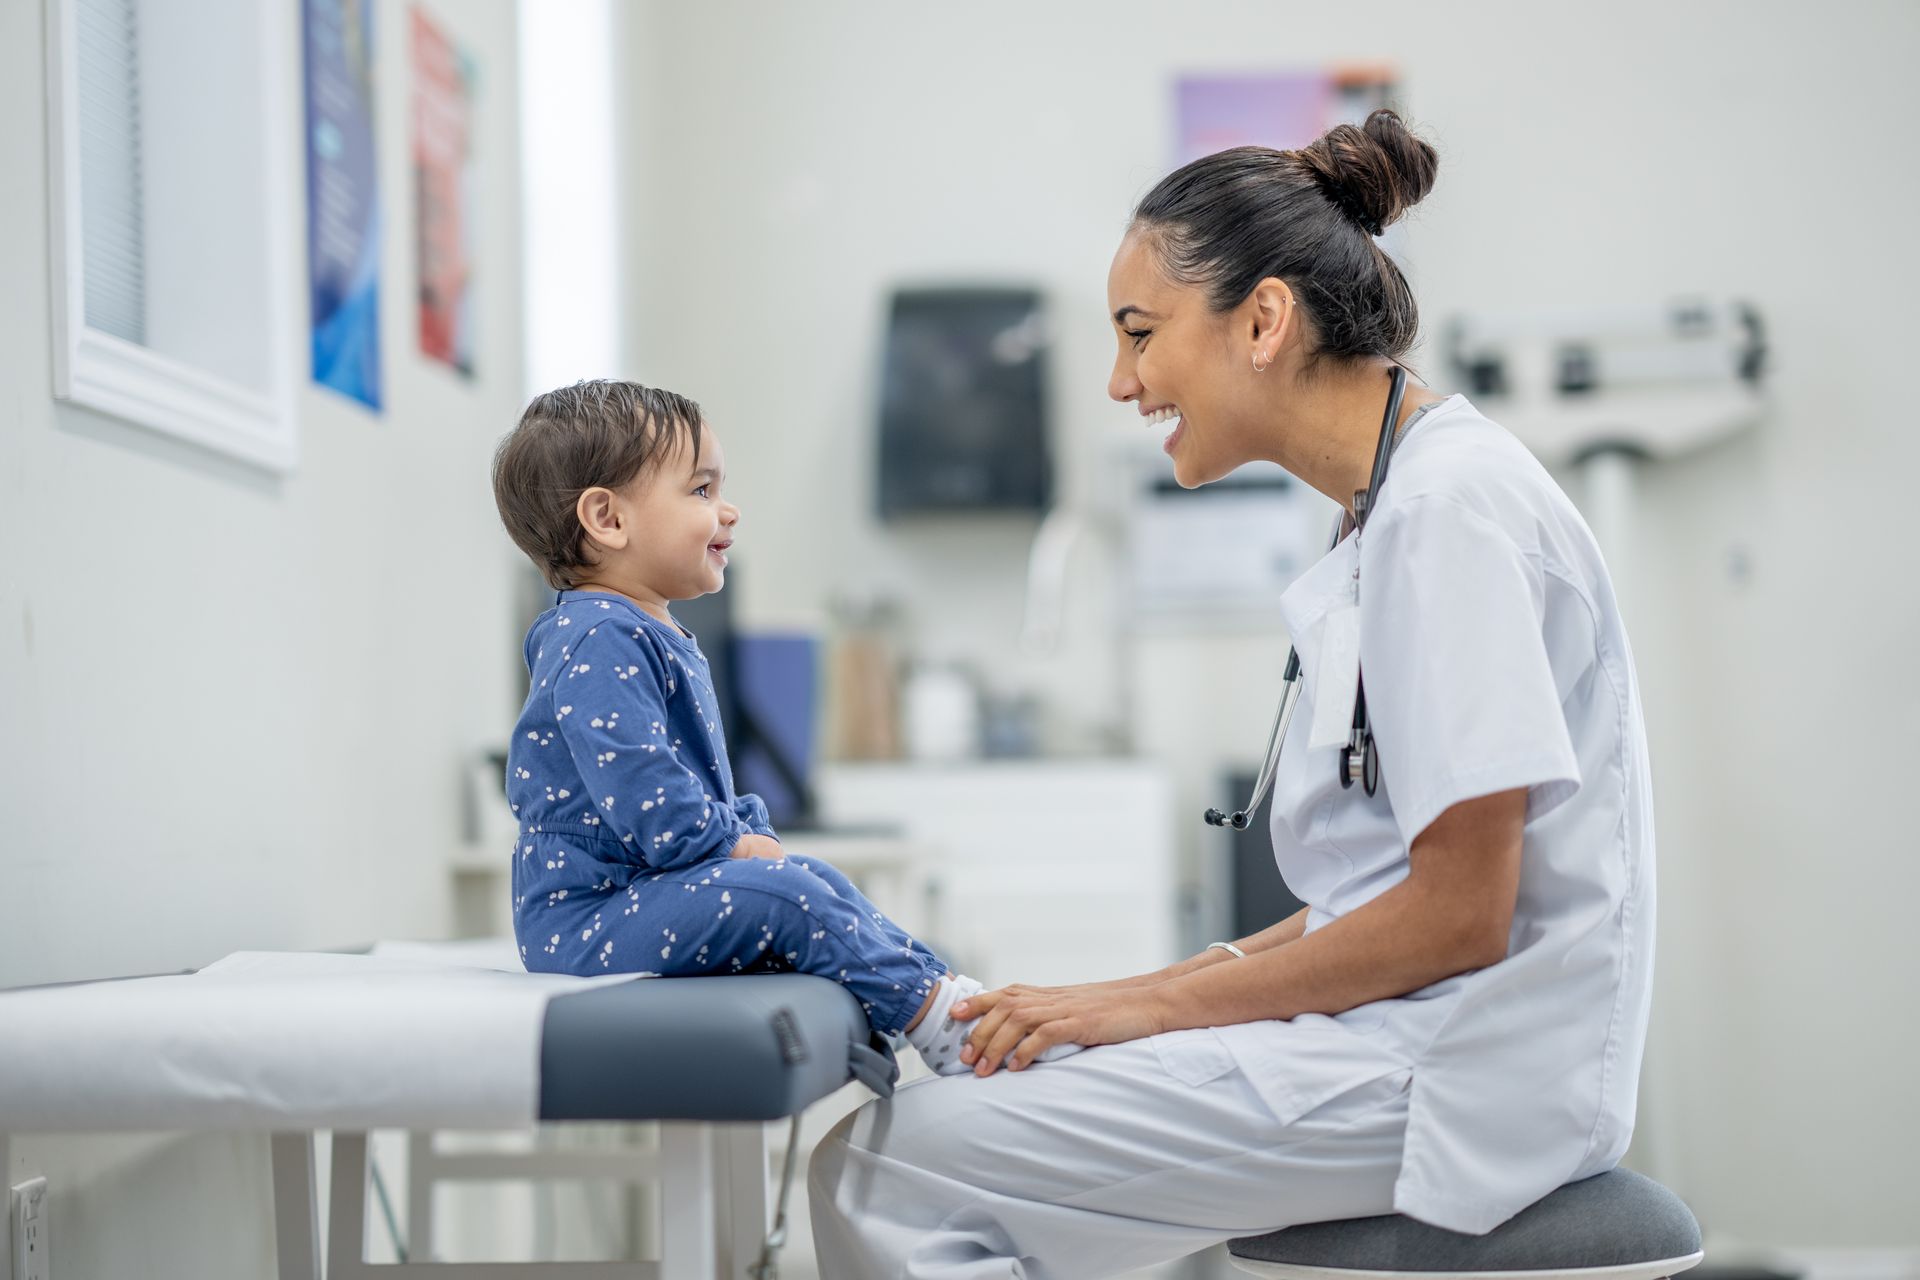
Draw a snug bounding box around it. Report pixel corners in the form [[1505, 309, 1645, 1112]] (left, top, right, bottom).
[[1228, 1169, 1704, 1280]]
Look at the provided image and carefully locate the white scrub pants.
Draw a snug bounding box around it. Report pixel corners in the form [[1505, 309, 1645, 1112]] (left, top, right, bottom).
[[808, 1031, 1413, 1280]]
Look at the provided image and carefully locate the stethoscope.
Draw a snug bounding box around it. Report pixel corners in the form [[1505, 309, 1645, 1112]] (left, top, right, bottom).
[[1204, 365, 1418, 831]]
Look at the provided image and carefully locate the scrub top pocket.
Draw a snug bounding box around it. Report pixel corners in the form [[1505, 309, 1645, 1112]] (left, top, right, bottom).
[[1148, 1027, 1238, 1088]]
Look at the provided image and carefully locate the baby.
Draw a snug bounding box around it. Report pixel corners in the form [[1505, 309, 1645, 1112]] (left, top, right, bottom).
[[491, 379, 1078, 1076]]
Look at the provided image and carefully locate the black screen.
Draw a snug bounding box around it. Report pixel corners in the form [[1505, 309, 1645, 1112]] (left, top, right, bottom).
[[877, 287, 1051, 517]]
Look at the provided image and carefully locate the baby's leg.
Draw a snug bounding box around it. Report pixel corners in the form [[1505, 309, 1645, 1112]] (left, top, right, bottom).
[[626, 857, 946, 1037], [768, 857, 1081, 1076], [777, 853, 942, 969]]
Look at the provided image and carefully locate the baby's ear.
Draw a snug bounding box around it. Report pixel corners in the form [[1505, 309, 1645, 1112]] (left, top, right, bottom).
[[575, 486, 629, 552]]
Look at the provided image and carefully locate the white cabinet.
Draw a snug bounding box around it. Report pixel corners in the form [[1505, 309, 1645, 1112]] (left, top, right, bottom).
[[813, 760, 1179, 989]]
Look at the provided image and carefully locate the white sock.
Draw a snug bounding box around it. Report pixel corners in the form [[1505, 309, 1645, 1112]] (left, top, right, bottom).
[[903, 973, 1083, 1076]]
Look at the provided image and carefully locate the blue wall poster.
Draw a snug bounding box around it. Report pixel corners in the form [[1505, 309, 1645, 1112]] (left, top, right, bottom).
[[303, 0, 383, 411]]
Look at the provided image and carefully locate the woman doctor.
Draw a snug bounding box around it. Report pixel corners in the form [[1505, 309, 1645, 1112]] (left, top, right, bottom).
[[810, 110, 1657, 1279]]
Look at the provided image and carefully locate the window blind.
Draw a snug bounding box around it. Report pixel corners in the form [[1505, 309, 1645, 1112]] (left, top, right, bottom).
[[76, 0, 146, 346]]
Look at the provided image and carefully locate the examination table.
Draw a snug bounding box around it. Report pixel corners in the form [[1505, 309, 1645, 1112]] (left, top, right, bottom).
[[0, 945, 899, 1279]]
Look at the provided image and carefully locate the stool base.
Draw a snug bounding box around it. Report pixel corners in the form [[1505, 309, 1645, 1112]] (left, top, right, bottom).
[[1230, 1251, 1706, 1280]]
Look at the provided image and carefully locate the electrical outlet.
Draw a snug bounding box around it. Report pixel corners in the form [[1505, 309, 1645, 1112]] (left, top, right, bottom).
[[9, 1178, 48, 1280]]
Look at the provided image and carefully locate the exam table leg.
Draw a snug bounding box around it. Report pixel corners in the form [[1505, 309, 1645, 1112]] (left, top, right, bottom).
[[264, 1122, 763, 1278], [407, 1131, 436, 1263], [270, 1132, 323, 1280], [658, 1124, 717, 1280], [718, 1123, 772, 1279], [329, 1131, 373, 1278]]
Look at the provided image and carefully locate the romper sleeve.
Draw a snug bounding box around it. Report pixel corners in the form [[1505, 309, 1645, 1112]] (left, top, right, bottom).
[[730, 793, 778, 840], [554, 627, 753, 870], [1358, 494, 1582, 849]]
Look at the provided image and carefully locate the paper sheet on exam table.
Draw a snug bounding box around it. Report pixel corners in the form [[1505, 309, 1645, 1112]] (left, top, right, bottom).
[[369, 935, 526, 970], [0, 949, 628, 1132]]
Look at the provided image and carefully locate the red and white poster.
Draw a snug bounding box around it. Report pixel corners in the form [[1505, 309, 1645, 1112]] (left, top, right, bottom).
[[411, 6, 475, 376]]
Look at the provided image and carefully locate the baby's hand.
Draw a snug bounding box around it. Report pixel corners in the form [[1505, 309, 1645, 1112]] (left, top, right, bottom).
[[730, 834, 785, 860]]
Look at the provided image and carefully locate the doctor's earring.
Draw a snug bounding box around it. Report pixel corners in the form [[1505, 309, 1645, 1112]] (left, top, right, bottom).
[[1254, 297, 1292, 372]]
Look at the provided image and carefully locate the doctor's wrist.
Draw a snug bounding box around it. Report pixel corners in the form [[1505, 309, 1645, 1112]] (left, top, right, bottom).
[[1157, 948, 1237, 983]]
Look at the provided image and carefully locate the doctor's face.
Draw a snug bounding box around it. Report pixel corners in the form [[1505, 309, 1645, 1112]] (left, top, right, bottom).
[[1105, 229, 1255, 489]]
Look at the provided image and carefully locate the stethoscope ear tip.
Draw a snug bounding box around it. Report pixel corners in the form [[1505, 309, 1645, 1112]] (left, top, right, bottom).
[[1202, 808, 1251, 830]]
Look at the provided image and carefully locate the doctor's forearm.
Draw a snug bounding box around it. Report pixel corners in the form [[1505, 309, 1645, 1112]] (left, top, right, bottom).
[[1235, 907, 1310, 955], [1104, 908, 1312, 990], [1150, 883, 1486, 1031], [1045, 910, 1313, 996], [1161, 908, 1309, 979]]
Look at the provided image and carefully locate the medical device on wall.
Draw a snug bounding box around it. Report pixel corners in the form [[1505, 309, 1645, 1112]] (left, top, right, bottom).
[[876, 286, 1052, 518], [1445, 297, 1767, 593], [1021, 453, 1332, 657], [1023, 422, 1334, 652], [1125, 463, 1333, 623], [1445, 298, 1766, 466]]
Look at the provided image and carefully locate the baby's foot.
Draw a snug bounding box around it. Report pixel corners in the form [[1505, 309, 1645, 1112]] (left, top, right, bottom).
[[903, 973, 1083, 1077]]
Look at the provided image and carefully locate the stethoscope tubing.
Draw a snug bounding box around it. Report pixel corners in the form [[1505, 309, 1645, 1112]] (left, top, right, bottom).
[[1204, 511, 1336, 831], [1204, 366, 1412, 830]]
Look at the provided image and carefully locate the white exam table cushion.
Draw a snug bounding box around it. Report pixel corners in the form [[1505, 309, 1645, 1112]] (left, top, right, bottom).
[[0, 951, 618, 1131], [0, 948, 894, 1133]]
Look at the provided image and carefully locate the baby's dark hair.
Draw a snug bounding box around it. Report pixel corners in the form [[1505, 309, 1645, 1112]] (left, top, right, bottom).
[[492, 379, 705, 590]]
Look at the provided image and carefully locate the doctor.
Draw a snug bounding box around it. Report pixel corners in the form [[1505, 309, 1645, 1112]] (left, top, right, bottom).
[[810, 109, 1656, 1279]]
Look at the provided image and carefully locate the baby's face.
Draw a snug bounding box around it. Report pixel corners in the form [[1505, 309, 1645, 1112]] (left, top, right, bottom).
[[620, 425, 739, 602]]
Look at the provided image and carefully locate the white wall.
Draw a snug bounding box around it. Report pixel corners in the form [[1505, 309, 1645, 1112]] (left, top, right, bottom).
[[615, 0, 1920, 1252], [0, 0, 526, 1273]]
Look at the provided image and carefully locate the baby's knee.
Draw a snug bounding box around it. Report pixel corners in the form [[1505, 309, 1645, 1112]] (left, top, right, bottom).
[[715, 854, 827, 906], [780, 853, 856, 895]]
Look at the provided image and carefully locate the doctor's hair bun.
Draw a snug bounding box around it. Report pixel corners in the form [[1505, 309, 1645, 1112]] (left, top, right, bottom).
[[1131, 108, 1439, 366], [1295, 109, 1438, 238]]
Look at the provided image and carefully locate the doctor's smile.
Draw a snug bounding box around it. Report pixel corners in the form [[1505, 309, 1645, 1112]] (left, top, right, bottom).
[[1139, 400, 1185, 455]]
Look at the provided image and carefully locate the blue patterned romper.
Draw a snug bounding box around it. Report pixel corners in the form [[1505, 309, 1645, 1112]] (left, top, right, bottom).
[[506, 590, 946, 1035]]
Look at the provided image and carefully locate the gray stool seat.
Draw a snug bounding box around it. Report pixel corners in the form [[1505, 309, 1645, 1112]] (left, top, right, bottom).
[[1228, 1169, 1704, 1280]]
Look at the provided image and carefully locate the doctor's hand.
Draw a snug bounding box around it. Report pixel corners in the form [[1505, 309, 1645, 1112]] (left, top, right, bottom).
[[951, 983, 1172, 1076]]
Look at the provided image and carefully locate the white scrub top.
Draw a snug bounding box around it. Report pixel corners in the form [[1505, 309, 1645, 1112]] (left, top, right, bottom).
[[1210, 394, 1657, 1235]]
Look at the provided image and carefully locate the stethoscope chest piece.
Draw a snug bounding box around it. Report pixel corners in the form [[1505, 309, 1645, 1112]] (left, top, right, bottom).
[[1340, 726, 1380, 796]]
